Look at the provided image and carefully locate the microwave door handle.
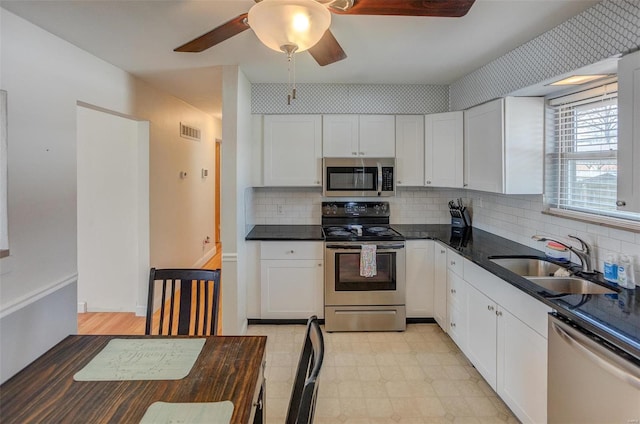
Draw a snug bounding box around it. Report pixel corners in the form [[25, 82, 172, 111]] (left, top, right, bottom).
[[377, 163, 383, 196]]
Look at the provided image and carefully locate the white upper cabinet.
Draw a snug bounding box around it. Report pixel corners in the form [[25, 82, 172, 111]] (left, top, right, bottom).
[[323, 115, 395, 157], [359, 115, 396, 157], [395, 115, 424, 186], [263, 115, 322, 187], [425, 111, 464, 188], [617, 49, 640, 213], [464, 97, 544, 194], [322, 115, 359, 157]]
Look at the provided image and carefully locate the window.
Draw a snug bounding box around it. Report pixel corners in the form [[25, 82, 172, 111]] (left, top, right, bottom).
[[546, 81, 640, 223]]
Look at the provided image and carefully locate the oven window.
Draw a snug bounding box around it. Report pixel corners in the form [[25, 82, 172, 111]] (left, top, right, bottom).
[[334, 252, 396, 290], [327, 167, 376, 191]]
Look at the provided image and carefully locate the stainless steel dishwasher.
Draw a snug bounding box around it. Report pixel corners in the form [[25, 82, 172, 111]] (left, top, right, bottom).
[[548, 312, 640, 423]]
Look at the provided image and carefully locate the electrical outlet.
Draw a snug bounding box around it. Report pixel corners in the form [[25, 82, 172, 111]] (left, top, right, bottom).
[[277, 204, 285, 216]]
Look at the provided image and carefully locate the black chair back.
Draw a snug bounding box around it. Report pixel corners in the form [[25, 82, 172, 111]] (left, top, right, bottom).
[[286, 315, 324, 424], [145, 268, 221, 336]]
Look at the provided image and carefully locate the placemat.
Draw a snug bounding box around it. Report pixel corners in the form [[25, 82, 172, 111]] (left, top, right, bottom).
[[139, 401, 234, 424], [74, 338, 206, 381]]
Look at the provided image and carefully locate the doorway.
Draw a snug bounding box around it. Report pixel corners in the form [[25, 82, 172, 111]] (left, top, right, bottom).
[[76, 105, 149, 313]]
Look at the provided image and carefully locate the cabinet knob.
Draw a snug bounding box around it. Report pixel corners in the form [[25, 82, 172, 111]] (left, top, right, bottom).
[[352, 152, 358, 156], [397, 180, 402, 184], [496, 310, 502, 317], [359, 152, 365, 155], [450, 261, 456, 266], [316, 180, 320, 185], [440, 250, 446, 254], [289, 250, 294, 254], [450, 322, 456, 328], [318, 263, 322, 267], [487, 305, 494, 311], [616, 200, 627, 206], [450, 288, 456, 294], [426, 181, 431, 185], [463, 183, 468, 187]]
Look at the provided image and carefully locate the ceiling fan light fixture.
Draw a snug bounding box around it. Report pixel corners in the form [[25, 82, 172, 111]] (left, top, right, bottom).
[[248, 0, 331, 53]]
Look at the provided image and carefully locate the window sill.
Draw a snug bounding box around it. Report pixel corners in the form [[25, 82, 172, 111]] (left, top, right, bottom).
[[542, 208, 640, 234]]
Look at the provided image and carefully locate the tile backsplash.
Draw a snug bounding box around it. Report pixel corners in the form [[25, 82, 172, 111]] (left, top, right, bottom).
[[248, 186, 640, 285], [249, 187, 456, 226], [467, 190, 640, 286]]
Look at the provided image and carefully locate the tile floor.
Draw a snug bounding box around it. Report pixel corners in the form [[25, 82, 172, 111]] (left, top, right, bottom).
[[247, 323, 519, 424]]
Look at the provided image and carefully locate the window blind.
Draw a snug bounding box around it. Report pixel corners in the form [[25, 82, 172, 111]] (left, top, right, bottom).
[[545, 83, 614, 217], [546, 82, 639, 222]]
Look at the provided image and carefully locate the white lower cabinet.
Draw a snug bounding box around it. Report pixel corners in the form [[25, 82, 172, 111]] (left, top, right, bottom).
[[465, 284, 498, 389], [462, 260, 551, 424], [433, 244, 448, 330], [260, 242, 324, 319], [446, 268, 467, 350], [405, 240, 435, 318], [497, 308, 548, 424]]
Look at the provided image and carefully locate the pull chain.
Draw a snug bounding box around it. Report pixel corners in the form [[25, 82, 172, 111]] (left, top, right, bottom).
[[281, 44, 298, 105], [292, 52, 297, 100]]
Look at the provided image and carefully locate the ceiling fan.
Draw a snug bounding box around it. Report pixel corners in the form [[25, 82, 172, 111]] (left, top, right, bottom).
[[174, 0, 476, 66]]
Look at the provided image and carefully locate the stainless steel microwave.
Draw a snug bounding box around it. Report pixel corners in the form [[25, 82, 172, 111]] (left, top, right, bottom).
[[323, 158, 395, 197]]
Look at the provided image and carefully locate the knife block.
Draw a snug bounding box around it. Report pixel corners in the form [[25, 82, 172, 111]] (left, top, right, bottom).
[[451, 209, 471, 228]]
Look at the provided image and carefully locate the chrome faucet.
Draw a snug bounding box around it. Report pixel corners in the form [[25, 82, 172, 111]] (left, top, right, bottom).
[[532, 235, 594, 273]]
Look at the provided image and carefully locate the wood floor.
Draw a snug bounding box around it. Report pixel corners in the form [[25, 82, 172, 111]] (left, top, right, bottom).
[[77, 245, 222, 335]]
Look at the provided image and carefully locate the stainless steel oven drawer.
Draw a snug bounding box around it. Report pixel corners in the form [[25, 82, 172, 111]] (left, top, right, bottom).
[[325, 306, 406, 332]]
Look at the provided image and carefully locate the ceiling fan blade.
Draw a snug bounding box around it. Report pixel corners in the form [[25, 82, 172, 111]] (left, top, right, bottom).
[[334, 0, 476, 17], [174, 13, 249, 52], [308, 30, 347, 66]]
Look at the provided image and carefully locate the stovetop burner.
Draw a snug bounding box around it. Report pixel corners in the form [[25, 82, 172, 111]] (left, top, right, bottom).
[[322, 224, 405, 241], [321, 201, 405, 242]]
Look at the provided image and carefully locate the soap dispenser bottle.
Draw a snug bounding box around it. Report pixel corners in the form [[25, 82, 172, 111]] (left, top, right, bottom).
[[617, 255, 636, 289]]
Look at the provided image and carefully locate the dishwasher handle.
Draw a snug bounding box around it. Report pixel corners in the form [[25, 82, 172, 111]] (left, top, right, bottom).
[[551, 319, 640, 390]]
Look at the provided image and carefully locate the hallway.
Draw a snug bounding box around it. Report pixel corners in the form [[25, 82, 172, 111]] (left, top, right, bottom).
[[77, 244, 222, 335]]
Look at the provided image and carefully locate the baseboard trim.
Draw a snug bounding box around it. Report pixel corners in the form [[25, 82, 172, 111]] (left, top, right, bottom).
[[248, 318, 325, 325], [407, 318, 437, 324], [248, 318, 436, 325]]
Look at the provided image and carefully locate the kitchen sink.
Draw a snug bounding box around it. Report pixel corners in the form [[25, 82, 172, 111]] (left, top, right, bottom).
[[489, 256, 568, 277], [489, 256, 616, 295], [526, 277, 616, 295]]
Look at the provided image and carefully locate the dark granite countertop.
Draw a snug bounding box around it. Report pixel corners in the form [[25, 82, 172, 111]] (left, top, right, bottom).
[[246, 224, 640, 359], [245, 225, 324, 241], [399, 225, 640, 360]]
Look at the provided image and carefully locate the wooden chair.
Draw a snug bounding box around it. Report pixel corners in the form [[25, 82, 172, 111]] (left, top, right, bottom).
[[286, 315, 325, 424], [145, 268, 221, 336]]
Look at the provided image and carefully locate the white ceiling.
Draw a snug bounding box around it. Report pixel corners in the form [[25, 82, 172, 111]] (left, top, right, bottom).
[[1, 0, 600, 118]]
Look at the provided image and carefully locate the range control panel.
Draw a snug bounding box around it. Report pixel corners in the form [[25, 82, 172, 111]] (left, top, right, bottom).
[[322, 202, 390, 217]]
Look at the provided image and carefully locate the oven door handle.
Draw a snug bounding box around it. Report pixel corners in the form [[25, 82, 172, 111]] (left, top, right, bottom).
[[325, 244, 405, 250]]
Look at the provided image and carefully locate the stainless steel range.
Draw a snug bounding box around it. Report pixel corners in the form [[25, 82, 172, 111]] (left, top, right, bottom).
[[322, 202, 406, 332]]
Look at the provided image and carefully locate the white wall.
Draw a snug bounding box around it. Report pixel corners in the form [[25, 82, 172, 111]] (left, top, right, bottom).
[[221, 65, 253, 335], [0, 9, 220, 383], [77, 106, 148, 312]]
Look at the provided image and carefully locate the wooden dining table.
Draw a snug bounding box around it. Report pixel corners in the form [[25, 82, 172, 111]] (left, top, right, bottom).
[[0, 334, 267, 423]]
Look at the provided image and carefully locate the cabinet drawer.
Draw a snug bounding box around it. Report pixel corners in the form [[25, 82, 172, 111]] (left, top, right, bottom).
[[260, 241, 323, 260], [447, 249, 464, 277]]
